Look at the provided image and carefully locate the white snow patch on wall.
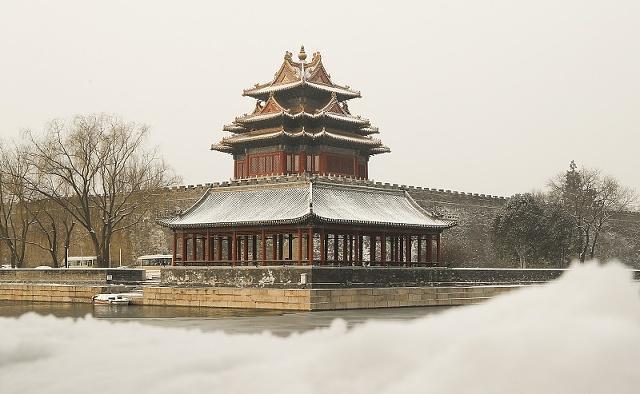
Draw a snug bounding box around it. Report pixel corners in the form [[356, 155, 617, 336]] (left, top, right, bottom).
[[1, 261, 639, 394]]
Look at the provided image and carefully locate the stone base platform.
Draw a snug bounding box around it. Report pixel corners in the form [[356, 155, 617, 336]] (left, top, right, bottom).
[[0, 283, 137, 304], [0, 282, 520, 311], [143, 285, 520, 310]]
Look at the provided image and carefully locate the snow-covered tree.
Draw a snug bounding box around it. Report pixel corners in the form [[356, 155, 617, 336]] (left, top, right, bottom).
[[492, 194, 574, 267], [549, 161, 637, 262]]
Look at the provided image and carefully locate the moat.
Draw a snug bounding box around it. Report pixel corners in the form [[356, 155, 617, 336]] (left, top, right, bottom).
[[0, 301, 450, 336]]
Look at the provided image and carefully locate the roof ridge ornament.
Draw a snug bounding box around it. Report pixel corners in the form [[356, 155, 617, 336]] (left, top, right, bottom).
[[298, 45, 307, 62]]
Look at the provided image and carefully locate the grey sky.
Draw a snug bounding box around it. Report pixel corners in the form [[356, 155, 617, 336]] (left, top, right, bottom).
[[1, 0, 639, 196]]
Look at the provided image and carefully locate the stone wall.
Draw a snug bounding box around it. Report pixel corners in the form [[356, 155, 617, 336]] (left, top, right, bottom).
[[143, 287, 312, 310], [0, 284, 110, 303], [309, 286, 519, 310], [406, 186, 507, 266], [0, 268, 145, 284], [142, 284, 520, 310], [161, 266, 312, 288], [160, 266, 640, 288], [0, 281, 522, 311]]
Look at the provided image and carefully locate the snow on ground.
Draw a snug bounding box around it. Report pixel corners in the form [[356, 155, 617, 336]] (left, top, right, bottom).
[[1, 261, 639, 394]]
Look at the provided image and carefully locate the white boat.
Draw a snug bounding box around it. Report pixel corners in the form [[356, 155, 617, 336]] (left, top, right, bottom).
[[93, 294, 130, 305]]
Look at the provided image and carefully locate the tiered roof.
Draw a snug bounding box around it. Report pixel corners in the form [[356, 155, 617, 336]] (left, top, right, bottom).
[[212, 47, 389, 156]]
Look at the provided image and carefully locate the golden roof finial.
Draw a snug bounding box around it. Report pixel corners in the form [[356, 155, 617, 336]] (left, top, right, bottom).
[[298, 45, 307, 62]]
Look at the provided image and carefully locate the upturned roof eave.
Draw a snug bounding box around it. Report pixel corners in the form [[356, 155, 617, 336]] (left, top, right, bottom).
[[242, 80, 361, 99], [161, 213, 453, 231], [233, 111, 370, 126], [218, 129, 385, 148]]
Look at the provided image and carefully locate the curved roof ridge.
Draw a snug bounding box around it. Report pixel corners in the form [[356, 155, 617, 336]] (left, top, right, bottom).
[[159, 187, 212, 226], [258, 94, 286, 114], [402, 190, 457, 228], [242, 50, 360, 98]]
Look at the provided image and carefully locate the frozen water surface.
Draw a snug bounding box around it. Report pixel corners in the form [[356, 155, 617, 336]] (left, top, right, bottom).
[[0, 301, 450, 335], [1, 261, 639, 394]]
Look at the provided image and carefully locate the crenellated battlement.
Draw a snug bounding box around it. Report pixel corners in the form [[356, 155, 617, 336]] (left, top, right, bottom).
[[159, 174, 509, 203]]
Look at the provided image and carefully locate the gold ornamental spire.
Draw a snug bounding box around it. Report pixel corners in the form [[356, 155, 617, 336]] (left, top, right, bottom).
[[298, 45, 307, 62]]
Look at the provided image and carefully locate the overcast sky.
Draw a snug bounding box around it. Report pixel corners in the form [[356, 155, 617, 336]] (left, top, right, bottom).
[[1, 0, 638, 196]]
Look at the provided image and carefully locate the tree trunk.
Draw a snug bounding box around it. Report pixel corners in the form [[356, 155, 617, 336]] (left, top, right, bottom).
[[589, 231, 600, 260], [89, 232, 108, 268], [579, 229, 590, 262]]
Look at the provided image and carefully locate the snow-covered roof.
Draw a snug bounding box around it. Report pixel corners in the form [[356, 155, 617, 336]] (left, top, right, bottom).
[[242, 51, 361, 100], [244, 80, 361, 100], [233, 110, 370, 126], [161, 179, 455, 230], [220, 128, 383, 146]]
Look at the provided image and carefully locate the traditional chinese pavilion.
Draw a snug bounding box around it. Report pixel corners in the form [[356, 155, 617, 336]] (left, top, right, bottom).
[[162, 47, 455, 266]]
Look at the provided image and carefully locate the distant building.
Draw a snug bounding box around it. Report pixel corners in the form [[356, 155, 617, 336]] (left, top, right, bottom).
[[161, 47, 455, 266]]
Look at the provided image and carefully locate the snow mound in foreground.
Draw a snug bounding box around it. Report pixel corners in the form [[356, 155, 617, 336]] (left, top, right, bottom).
[[1, 261, 639, 394]]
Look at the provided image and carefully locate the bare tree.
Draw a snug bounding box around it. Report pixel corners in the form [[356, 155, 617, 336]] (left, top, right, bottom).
[[549, 161, 637, 262], [21, 200, 77, 268], [0, 143, 38, 267], [26, 114, 178, 268]]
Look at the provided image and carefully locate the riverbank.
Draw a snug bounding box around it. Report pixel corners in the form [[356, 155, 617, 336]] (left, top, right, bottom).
[[2, 265, 637, 310], [0, 282, 519, 310]]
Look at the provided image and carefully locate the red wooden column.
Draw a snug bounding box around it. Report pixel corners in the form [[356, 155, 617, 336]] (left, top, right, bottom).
[[349, 235, 354, 263], [216, 236, 223, 262], [405, 234, 411, 264], [436, 233, 441, 264], [417, 235, 422, 263], [319, 229, 326, 265], [172, 233, 178, 266], [209, 233, 215, 263], [426, 234, 433, 263], [231, 232, 237, 266], [299, 152, 305, 174], [353, 233, 358, 264], [342, 234, 348, 264], [243, 235, 249, 263], [297, 228, 303, 264], [272, 233, 278, 261], [252, 235, 257, 261], [307, 227, 314, 264], [280, 153, 286, 175], [333, 234, 339, 262], [380, 235, 386, 264], [204, 230, 210, 263], [353, 157, 359, 178], [191, 234, 197, 262], [261, 230, 267, 265], [182, 232, 188, 263], [391, 237, 396, 263], [370, 235, 376, 265]]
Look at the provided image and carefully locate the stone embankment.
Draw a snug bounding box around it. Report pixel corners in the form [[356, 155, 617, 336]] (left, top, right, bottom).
[[0, 268, 146, 305], [0, 284, 118, 304], [142, 285, 519, 310], [2, 266, 637, 311], [0, 268, 145, 285]]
